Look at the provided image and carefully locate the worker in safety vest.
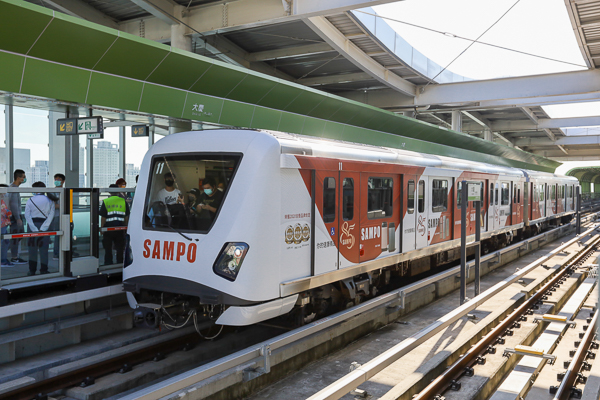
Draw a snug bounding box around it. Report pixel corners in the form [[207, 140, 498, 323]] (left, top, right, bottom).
[[99, 184, 130, 266]]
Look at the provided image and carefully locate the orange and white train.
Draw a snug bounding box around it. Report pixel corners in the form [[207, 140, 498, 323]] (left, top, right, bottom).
[[123, 129, 579, 327]]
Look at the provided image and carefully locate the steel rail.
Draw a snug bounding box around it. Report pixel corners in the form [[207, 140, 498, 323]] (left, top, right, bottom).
[[1, 329, 208, 400], [553, 310, 599, 400], [413, 235, 600, 400], [305, 224, 599, 400]]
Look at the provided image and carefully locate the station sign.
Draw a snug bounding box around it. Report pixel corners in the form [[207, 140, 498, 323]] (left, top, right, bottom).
[[57, 116, 103, 135], [57, 118, 77, 135], [467, 182, 481, 202], [87, 133, 104, 139], [132, 125, 149, 137]]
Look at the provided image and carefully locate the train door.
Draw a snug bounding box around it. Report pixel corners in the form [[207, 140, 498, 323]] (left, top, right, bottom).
[[359, 174, 397, 262], [339, 172, 360, 268], [498, 181, 511, 228], [315, 174, 339, 275], [416, 177, 428, 249], [402, 175, 417, 253]]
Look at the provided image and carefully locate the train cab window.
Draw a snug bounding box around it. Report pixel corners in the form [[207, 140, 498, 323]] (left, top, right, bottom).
[[418, 180, 425, 213], [407, 180, 415, 214], [568, 185, 573, 199], [501, 183, 509, 205], [368, 177, 393, 219], [144, 153, 241, 233], [342, 178, 354, 221], [432, 179, 448, 212], [323, 177, 336, 223]]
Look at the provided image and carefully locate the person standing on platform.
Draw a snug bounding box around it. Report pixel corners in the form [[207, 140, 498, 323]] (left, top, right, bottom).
[[99, 184, 130, 266], [48, 173, 65, 260], [25, 182, 55, 276], [0, 184, 12, 267], [8, 169, 27, 264]]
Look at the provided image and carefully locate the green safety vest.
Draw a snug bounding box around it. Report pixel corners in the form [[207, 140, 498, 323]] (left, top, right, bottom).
[[103, 195, 127, 226]]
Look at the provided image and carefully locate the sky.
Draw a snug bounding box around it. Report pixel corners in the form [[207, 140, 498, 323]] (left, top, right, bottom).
[[372, 0, 587, 80]]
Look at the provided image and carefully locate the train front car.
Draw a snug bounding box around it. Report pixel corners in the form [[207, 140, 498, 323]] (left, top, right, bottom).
[[123, 130, 290, 330]]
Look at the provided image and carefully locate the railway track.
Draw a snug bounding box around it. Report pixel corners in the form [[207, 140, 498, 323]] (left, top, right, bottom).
[[3, 214, 598, 400], [412, 234, 600, 400]]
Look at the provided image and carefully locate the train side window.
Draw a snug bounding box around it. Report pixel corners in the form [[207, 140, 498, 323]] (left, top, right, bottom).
[[323, 177, 336, 223], [489, 183, 493, 206], [518, 188, 521, 203], [533, 185, 537, 202], [480, 182, 484, 203], [551, 185, 555, 200], [367, 177, 393, 219], [495, 186, 499, 205], [407, 180, 415, 214], [342, 178, 354, 221], [418, 180, 425, 213], [457, 181, 462, 208], [432, 179, 448, 212], [501, 183, 509, 205], [513, 186, 516, 204]]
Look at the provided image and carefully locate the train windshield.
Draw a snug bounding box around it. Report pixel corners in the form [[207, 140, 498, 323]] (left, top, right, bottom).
[[144, 153, 241, 233]]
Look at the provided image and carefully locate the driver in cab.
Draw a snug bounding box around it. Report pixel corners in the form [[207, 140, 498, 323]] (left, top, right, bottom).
[[197, 178, 223, 227]]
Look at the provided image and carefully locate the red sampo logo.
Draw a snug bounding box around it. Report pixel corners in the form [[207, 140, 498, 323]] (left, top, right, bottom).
[[143, 240, 197, 263]]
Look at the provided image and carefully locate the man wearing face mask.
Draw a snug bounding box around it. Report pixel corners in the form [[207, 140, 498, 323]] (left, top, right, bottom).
[[155, 172, 182, 205], [197, 178, 223, 229]]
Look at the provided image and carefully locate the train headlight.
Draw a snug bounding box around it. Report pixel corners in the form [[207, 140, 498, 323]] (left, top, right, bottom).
[[213, 242, 249, 281], [124, 234, 133, 268]]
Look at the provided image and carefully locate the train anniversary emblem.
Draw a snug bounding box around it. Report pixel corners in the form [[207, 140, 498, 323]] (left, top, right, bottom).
[[302, 224, 310, 242], [340, 221, 355, 249], [417, 215, 426, 236], [294, 224, 303, 244], [285, 226, 294, 244]]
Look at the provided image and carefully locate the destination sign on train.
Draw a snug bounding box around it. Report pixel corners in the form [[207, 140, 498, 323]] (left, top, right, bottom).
[[132, 125, 149, 137]]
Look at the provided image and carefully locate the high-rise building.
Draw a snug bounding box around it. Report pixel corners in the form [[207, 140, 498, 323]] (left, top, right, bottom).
[[0, 148, 32, 186], [93, 141, 119, 188], [126, 163, 140, 188], [31, 160, 49, 186]]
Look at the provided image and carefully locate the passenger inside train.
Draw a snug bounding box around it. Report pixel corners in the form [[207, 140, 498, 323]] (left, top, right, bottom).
[[145, 154, 240, 232]]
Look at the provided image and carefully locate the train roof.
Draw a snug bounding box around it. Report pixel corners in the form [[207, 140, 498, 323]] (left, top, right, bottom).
[[267, 130, 578, 181]]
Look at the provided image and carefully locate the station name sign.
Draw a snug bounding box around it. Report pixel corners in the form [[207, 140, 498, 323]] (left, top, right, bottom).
[[131, 125, 149, 137], [57, 117, 103, 135]]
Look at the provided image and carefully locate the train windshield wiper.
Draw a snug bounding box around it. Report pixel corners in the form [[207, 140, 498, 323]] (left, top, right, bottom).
[[161, 222, 192, 241]]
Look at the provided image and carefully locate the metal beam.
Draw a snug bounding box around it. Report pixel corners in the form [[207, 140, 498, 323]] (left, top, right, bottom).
[[195, 35, 295, 81], [299, 72, 372, 86], [128, 0, 179, 25], [466, 116, 600, 132], [246, 43, 333, 61], [304, 16, 416, 97], [514, 135, 600, 147], [41, 0, 119, 29], [338, 69, 600, 109], [119, 0, 398, 39], [293, 0, 403, 16], [531, 148, 600, 160]]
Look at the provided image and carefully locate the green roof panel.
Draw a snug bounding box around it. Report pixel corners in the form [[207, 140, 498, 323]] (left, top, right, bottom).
[[0, 0, 53, 54]]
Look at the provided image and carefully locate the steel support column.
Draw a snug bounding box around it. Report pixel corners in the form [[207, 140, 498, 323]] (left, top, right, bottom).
[[3, 105, 13, 185], [452, 110, 462, 132], [119, 124, 126, 181]]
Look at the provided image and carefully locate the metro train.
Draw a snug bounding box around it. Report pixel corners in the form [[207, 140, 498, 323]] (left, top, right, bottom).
[[123, 129, 579, 329]]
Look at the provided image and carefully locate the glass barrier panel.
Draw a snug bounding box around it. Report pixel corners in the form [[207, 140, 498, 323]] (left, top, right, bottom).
[[72, 192, 92, 259]]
